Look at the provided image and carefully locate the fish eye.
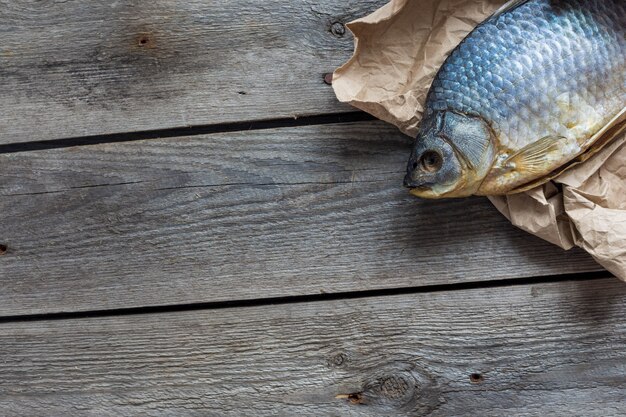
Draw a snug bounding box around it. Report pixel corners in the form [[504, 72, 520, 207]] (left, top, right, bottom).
[[420, 151, 443, 172]]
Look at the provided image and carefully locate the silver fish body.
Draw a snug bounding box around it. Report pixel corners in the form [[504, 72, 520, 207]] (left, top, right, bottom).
[[405, 0, 626, 198]]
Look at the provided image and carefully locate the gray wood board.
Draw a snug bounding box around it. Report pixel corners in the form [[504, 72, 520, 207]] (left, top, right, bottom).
[[0, 0, 384, 144], [1, 278, 625, 416], [0, 122, 600, 316]]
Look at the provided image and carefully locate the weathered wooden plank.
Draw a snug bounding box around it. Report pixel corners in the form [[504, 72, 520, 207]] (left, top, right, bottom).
[[0, 278, 624, 416], [0, 0, 383, 144], [0, 122, 600, 316]]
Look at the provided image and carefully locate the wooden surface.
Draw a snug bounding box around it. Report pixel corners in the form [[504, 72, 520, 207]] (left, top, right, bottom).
[[1, 0, 623, 415], [0, 121, 600, 316], [1, 278, 624, 417], [0, 0, 383, 144]]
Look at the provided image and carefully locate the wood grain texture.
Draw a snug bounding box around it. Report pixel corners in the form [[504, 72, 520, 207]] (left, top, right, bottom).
[[0, 278, 624, 416], [0, 0, 384, 144], [0, 122, 600, 316]]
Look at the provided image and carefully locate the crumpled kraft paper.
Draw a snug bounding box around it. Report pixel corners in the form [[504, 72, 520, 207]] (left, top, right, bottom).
[[333, 0, 626, 281]]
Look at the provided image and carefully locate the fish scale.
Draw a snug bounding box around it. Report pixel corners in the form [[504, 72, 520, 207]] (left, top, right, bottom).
[[405, 0, 626, 198], [428, 0, 626, 151]]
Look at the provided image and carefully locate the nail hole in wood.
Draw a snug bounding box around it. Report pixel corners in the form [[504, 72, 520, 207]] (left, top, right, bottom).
[[346, 393, 363, 404], [136, 34, 155, 48], [336, 392, 364, 405], [470, 373, 484, 383]]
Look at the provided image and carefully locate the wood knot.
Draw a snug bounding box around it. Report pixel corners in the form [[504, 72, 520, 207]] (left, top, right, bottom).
[[337, 370, 419, 409], [0, 244, 6, 255], [328, 352, 347, 368], [366, 372, 416, 405], [378, 375, 410, 400], [334, 360, 445, 414], [330, 22, 346, 37]]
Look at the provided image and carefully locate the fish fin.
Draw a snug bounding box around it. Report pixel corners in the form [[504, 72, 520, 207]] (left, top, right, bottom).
[[489, 0, 531, 21], [507, 107, 626, 194], [504, 135, 566, 176]]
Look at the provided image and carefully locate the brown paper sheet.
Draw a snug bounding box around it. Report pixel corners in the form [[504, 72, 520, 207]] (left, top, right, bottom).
[[333, 0, 626, 281]]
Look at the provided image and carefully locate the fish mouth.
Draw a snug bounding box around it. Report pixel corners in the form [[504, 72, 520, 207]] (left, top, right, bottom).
[[408, 187, 433, 197], [403, 173, 433, 190], [404, 174, 445, 199]]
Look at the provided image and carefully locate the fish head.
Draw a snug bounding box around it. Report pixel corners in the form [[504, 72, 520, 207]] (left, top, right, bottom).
[[404, 111, 496, 198]]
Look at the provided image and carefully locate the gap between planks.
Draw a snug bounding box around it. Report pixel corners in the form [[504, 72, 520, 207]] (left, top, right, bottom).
[[0, 111, 375, 155], [0, 0, 388, 144], [0, 271, 612, 324], [0, 121, 602, 316], [1, 277, 624, 416]]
